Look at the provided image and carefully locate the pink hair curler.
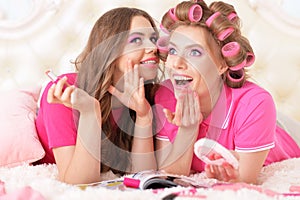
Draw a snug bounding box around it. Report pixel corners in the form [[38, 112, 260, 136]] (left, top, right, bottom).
[[221, 42, 240, 58], [156, 36, 169, 53], [205, 12, 221, 27], [160, 24, 169, 34], [229, 59, 246, 71], [245, 52, 255, 67], [226, 69, 245, 83], [188, 4, 203, 22], [168, 7, 178, 21], [217, 27, 234, 41], [227, 12, 237, 22]]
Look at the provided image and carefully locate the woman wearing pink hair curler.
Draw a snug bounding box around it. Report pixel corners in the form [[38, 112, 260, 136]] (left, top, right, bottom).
[[154, 0, 300, 184]]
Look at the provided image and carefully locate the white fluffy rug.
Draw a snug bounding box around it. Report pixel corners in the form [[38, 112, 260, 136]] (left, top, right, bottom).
[[0, 158, 300, 199]]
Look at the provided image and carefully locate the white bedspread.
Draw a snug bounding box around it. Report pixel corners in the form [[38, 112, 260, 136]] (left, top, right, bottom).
[[0, 158, 299, 200]]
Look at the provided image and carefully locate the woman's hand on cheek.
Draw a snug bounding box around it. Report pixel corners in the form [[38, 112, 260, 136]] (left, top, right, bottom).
[[204, 152, 240, 183], [163, 88, 202, 127], [108, 60, 151, 117]]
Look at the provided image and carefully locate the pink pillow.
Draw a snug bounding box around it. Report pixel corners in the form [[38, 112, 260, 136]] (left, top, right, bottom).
[[0, 87, 45, 167]]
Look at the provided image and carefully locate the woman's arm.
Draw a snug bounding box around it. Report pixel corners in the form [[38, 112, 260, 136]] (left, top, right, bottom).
[[205, 149, 269, 184], [204, 92, 276, 184], [108, 62, 157, 172], [131, 109, 157, 172], [155, 89, 202, 175], [156, 126, 198, 176], [48, 77, 102, 184]]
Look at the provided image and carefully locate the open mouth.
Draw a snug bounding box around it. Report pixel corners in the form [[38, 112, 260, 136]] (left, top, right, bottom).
[[173, 74, 193, 87]]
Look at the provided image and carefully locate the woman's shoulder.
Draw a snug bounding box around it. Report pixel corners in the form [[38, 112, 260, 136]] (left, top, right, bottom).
[[228, 80, 275, 110], [231, 81, 273, 99]]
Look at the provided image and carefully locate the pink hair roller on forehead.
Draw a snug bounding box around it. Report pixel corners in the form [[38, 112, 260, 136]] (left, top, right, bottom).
[[188, 4, 203, 22], [205, 12, 221, 27], [168, 7, 178, 21]]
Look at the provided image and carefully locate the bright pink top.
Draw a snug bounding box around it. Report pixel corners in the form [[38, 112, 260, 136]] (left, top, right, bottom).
[[35, 73, 79, 164], [35, 73, 123, 164], [155, 80, 300, 172]]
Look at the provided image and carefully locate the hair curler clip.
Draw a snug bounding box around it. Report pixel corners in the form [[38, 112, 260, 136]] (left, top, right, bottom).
[[221, 42, 240, 58], [156, 36, 169, 53], [205, 12, 221, 27], [245, 52, 255, 67], [188, 4, 203, 22], [227, 12, 237, 22], [168, 7, 178, 21]]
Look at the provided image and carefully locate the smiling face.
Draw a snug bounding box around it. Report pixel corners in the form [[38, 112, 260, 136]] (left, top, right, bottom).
[[166, 25, 227, 112], [114, 16, 159, 88]]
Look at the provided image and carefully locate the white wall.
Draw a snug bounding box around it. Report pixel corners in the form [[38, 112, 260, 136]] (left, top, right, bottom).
[[1, 0, 300, 121]]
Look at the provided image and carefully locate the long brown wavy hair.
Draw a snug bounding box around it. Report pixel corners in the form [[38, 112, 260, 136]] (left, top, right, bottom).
[[74, 7, 160, 175]]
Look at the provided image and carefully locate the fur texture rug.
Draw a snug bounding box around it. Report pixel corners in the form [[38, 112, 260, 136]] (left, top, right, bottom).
[[0, 158, 300, 200]]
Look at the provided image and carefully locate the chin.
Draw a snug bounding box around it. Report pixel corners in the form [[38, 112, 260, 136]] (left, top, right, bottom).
[[139, 68, 158, 82]]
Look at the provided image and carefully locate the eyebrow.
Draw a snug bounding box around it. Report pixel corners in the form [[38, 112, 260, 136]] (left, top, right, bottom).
[[129, 32, 144, 36], [128, 31, 157, 37], [169, 41, 204, 50]]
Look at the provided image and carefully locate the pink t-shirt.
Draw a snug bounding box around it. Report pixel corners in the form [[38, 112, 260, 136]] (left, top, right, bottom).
[[155, 80, 300, 172], [35, 73, 79, 164]]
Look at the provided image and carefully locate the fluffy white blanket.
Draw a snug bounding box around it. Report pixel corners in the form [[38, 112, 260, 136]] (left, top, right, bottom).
[[0, 158, 300, 200]]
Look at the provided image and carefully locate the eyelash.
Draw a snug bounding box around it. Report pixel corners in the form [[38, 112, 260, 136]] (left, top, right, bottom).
[[168, 47, 177, 55], [190, 49, 202, 56], [129, 37, 142, 44], [129, 35, 158, 45], [150, 36, 158, 44], [168, 48, 202, 56]]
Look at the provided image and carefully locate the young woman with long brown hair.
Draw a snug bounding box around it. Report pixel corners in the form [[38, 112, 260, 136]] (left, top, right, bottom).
[[35, 7, 162, 184]]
